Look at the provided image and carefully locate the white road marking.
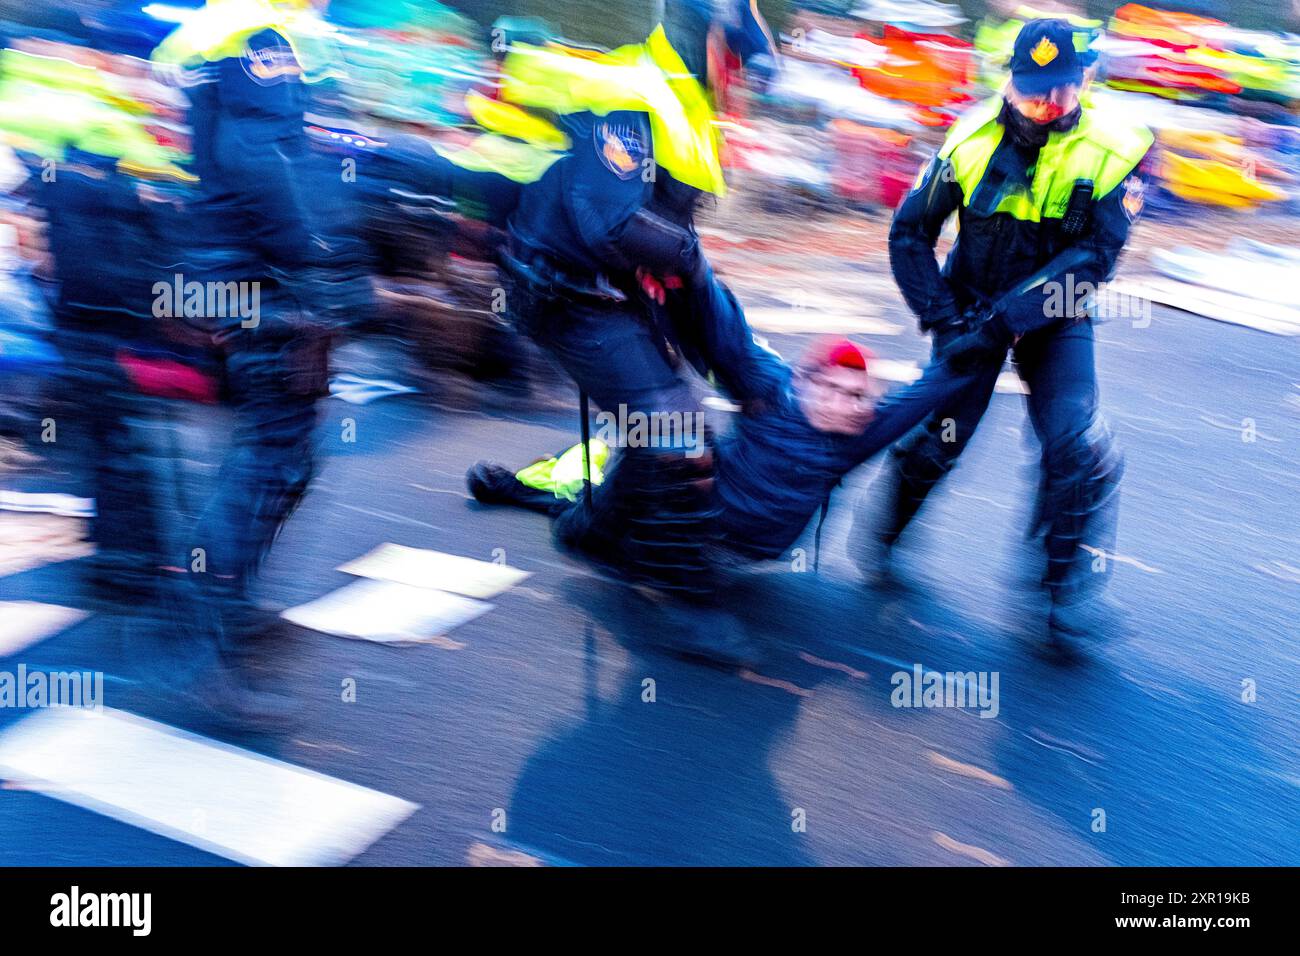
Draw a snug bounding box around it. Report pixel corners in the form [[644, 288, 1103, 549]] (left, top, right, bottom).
[[282, 578, 491, 644], [1112, 277, 1300, 335], [0, 602, 89, 657], [338, 543, 529, 599], [0, 707, 418, 866]]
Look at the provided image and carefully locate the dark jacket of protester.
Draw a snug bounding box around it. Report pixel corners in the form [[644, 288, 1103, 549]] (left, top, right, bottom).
[[688, 275, 978, 559]]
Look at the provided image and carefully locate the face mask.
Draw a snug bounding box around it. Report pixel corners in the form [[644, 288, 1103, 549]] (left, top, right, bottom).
[[1001, 98, 1081, 147], [1015, 99, 1067, 124]]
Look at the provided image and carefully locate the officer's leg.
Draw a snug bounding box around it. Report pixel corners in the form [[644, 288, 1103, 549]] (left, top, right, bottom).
[[89, 365, 165, 601], [555, 311, 719, 598], [188, 328, 321, 666], [1016, 320, 1123, 640], [55, 333, 163, 604], [851, 356, 1001, 580], [529, 297, 707, 576], [528, 298, 754, 664]]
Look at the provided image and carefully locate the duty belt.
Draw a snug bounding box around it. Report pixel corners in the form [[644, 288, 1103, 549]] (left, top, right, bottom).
[[500, 242, 628, 304]]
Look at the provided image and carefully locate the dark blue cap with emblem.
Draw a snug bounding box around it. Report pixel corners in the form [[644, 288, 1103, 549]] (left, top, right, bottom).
[[1010, 19, 1084, 96]]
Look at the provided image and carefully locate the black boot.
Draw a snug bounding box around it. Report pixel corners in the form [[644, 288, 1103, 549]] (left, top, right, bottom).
[[466, 461, 525, 505], [1043, 419, 1125, 651], [851, 442, 952, 585]]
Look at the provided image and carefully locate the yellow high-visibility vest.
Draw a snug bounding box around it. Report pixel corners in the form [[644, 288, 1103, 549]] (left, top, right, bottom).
[[151, 0, 338, 81], [500, 25, 726, 195], [939, 97, 1153, 221]]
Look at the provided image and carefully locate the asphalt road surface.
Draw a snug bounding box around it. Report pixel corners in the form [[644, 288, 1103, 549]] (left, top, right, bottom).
[[1, 295, 1297, 866]]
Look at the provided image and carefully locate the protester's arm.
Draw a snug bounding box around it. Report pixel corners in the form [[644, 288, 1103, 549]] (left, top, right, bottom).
[[888, 154, 964, 332], [844, 360, 983, 467], [679, 266, 791, 407]]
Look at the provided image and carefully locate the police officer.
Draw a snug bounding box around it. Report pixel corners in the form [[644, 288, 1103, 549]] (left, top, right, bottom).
[[500, 50, 734, 664], [364, 5, 769, 665], [27, 143, 169, 607], [853, 19, 1152, 648], [151, 6, 338, 715], [376, 7, 775, 665]]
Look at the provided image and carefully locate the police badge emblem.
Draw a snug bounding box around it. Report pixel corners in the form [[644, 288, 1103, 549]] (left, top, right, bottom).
[[1121, 175, 1144, 221], [595, 122, 647, 180], [242, 34, 302, 86], [1030, 36, 1059, 67]]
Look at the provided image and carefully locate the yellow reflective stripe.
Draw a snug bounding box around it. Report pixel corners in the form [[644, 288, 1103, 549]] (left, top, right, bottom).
[[0, 83, 187, 174], [938, 97, 1003, 161], [432, 133, 563, 184], [151, 0, 337, 81], [516, 440, 609, 501], [642, 25, 726, 196], [551, 439, 609, 497], [465, 91, 570, 151], [939, 98, 1003, 205], [500, 27, 725, 195]]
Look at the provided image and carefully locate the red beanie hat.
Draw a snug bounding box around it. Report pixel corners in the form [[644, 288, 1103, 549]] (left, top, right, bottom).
[[801, 336, 873, 373]]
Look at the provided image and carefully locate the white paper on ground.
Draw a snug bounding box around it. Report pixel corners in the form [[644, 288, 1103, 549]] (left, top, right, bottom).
[[1110, 277, 1300, 336], [337, 542, 529, 599], [0, 601, 90, 656], [281, 577, 492, 643], [0, 514, 94, 578], [0, 707, 419, 867]]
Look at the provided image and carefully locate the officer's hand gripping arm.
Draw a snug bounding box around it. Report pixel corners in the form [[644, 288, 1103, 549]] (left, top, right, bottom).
[[996, 151, 1151, 336]]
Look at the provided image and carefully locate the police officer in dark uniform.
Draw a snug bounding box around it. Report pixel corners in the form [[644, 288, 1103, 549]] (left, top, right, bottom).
[[853, 19, 1153, 647], [27, 143, 169, 606], [375, 6, 774, 664], [529, 3, 785, 665], [355, 2, 779, 664], [155, 18, 336, 714]]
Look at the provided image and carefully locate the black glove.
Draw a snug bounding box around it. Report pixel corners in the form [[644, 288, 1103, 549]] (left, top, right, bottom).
[[929, 314, 970, 356], [937, 312, 1012, 371]]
